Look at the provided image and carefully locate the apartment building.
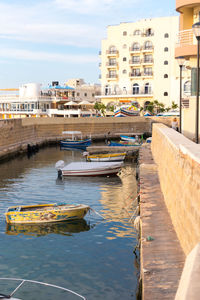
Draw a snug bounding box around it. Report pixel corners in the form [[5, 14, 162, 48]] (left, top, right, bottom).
[[175, 0, 200, 140], [97, 16, 183, 109]]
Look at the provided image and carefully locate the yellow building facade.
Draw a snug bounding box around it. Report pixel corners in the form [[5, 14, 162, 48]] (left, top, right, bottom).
[[175, 0, 200, 140], [98, 16, 183, 110]]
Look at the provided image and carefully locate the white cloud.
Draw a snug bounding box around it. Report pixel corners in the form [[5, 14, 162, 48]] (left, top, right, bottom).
[[0, 2, 103, 47], [55, 0, 138, 14], [0, 48, 98, 63]]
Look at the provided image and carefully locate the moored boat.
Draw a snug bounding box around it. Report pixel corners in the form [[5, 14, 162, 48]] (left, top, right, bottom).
[[120, 135, 136, 142], [85, 152, 126, 162], [60, 131, 92, 150], [5, 203, 90, 224], [108, 140, 142, 147], [55, 161, 123, 177]]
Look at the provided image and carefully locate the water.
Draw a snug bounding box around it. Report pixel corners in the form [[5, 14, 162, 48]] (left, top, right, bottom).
[[0, 146, 139, 300]]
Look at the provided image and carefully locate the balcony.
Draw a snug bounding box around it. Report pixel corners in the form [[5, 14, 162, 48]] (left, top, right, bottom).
[[129, 47, 141, 54], [142, 71, 153, 77], [106, 62, 118, 68], [175, 29, 197, 57], [129, 59, 141, 66], [129, 72, 141, 78], [106, 74, 118, 80], [142, 58, 154, 65], [142, 46, 154, 52], [106, 50, 119, 56]]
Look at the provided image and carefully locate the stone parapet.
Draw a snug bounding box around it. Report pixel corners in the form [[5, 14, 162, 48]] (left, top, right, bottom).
[[151, 123, 200, 255]]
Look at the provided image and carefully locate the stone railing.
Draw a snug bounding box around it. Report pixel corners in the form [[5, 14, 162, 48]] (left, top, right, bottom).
[[151, 123, 200, 255]]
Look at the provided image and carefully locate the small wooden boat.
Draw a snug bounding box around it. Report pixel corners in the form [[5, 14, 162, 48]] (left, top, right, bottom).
[[60, 131, 92, 150], [108, 140, 142, 147], [120, 135, 136, 142], [85, 152, 126, 162], [55, 161, 123, 177], [5, 203, 90, 224]]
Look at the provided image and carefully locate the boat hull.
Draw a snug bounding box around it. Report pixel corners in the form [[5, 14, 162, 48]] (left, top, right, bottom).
[[61, 166, 121, 176], [60, 139, 91, 150], [87, 152, 126, 162], [5, 204, 90, 224]]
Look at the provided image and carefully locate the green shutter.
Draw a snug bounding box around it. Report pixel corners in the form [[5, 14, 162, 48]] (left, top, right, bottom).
[[191, 68, 200, 96]]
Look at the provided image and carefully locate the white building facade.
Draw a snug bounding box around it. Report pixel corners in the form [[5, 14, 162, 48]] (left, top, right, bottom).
[[98, 16, 183, 109]]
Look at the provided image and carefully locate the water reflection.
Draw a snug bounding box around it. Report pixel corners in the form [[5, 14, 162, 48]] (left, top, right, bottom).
[[6, 219, 92, 237]]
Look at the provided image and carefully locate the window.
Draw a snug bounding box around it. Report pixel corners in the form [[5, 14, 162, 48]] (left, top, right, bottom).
[[132, 69, 141, 76], [164, 92, 168, 96], [134, 29, 141, 35], [184, 81, 191, 94], [133, 83, 140, 94], [164, 47, 169, 52], [164, 60, 168, 65], [123, 57, 127, 61], [132, 56, 140, 63], [144, 54, 153, 63], [123, 31, 127, 36], [144, 67, 153, 76], [132, 43, 140, 51], [92, 93, 95, 97], [108, 70, 117, 78], [144, 41, 153, 50], [109, 58, 116, 66], [164, 33, 169, 38], [123, 44, 127, 49], [84, 93, 87, 97], [144, 83, 152, 94], [77, 92, 80, 96], [123, 69, 127, 74], [105, 85, 111, 95], [108, 46, 117, 54], [164, 74, 168, 78], [146, 28, 154, 36]]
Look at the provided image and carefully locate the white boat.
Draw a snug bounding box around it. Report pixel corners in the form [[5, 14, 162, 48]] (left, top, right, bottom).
[[120, 135, 136, 142], [84, 152, 126, 162], [0, 278, 86, 299], [55, 161, 123, 177]]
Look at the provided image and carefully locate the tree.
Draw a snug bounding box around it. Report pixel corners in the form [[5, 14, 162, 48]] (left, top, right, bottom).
[[171, 101, 178, 110], [94, 102, 106, 116]]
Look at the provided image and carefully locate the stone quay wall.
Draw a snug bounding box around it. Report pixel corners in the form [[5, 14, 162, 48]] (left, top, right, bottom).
[[0, 117, 152, 151], [151, 123, 200, 255]]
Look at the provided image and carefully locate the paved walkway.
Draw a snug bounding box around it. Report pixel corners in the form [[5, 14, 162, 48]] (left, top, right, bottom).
[[139, 145, 185, 299]]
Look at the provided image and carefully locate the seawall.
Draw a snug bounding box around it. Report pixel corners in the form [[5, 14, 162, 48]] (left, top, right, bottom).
[[0, 117, 152, 159]]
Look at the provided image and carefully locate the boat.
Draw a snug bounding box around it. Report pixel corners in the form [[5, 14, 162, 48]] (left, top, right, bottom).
[[60, 131, 92, 150], [5, 203, 90, 224], [84, 152, 126, 162], [55, 160, 123, 177], [108, 140, 142, 147], [0, 278, 86, 299], [114, 105, 140, 117], [120, 135, 136, 142]]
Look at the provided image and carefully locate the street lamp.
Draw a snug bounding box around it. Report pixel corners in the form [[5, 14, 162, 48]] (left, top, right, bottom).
[[192, 22, 200, 144], [177, 56, 185, 133]]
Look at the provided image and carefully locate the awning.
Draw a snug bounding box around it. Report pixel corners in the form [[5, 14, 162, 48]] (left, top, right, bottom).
[[64, 101, 79, 106]]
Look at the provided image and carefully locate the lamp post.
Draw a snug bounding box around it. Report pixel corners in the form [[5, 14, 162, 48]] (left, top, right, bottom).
[[192, 22, 200, 144], [177, 56, 185, 133]]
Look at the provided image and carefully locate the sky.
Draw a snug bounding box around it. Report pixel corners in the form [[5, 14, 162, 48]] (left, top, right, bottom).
[[0, 0, 177, 88]]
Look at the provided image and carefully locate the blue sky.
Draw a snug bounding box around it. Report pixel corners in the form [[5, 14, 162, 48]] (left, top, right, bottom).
[[0, 0, 177, 88]]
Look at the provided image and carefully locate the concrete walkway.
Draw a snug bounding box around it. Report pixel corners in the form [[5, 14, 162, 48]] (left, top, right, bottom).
[[139, 145, 185, 299]]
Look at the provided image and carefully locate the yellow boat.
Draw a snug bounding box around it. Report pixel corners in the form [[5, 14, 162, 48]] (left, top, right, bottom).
[[5, 203, 90, 224], [86, 152, 126, 162]]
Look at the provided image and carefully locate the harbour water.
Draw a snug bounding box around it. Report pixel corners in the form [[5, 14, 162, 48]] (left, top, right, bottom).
[[0, 146, 139, 299]]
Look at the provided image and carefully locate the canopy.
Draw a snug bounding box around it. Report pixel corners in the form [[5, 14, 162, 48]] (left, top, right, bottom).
[[64, 101, 79, 106], [79, 100, 94, 105], [45, 85, 74, 90]]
